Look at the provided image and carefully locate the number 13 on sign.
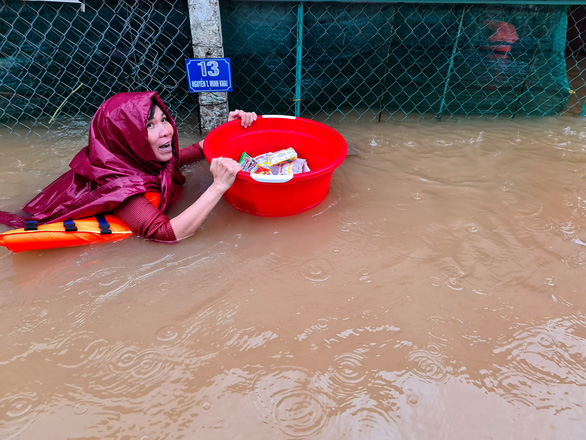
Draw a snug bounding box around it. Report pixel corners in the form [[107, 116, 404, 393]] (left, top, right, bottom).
[[197, 60, 220, 77]]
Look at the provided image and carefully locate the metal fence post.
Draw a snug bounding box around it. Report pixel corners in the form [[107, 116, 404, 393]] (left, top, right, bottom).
[[294, 2, 304, 117], [187, 0, 228, 134]]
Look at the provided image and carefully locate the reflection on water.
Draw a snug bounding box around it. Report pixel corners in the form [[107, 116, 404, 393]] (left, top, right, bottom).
[[1, 115, 586, 439]]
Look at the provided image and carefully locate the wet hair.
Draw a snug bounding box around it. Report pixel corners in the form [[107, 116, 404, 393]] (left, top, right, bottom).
[[148, 101, 175, 126], [148, 102, 158, 121]]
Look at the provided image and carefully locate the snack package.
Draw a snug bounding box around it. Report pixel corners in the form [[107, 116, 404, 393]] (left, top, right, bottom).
[[254, 148, 298, 168], [270, 159, 310, 175], [254, 165, 272, 175], [253, 153, 271, 169], [238, 152, 271, 174], [247, 148, 309, 176], [267, 148, 297, 166], [292, 158, 310, 174], [238, 152, 259, 172]]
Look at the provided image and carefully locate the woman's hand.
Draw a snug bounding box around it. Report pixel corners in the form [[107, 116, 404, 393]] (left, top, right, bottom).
[[198, 110, 257, 150], [228, 109, 257, 128], [210, 157, 241, 192]]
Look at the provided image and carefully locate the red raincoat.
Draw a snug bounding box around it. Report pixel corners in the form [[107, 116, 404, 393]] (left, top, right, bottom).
[[0, 92, 185, 228]]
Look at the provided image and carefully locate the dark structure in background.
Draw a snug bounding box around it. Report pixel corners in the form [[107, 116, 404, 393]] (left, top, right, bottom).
[[567, 6, 586, 55]]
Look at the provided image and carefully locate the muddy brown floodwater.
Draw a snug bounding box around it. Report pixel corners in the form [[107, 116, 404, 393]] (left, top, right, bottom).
[[1, 114, 585, 439]]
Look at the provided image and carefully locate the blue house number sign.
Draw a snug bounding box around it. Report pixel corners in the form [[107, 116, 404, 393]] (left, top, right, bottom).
[[185, 58, 233, 93]]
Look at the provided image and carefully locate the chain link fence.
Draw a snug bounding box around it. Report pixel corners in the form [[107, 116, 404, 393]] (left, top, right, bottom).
[[224, 1, 586, 121], [1, 1, 586, 136], [0, 0, 198, 136]]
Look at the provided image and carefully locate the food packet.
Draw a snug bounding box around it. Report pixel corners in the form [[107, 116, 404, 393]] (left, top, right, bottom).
[[253, 153, 271, 169], [238, 152, 271, 174], [267, 147, 297, 166], [238, 152, 258, 172], [270, 158, 310, 175], [254, 166, 272, 175], [254, 148, 298, 168]]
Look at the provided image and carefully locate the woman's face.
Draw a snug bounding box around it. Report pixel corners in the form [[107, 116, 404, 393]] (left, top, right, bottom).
[[147, 105, 174, 162]]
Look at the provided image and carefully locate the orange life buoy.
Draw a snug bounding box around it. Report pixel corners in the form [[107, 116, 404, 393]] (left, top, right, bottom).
[[0, 192, 160, 253]]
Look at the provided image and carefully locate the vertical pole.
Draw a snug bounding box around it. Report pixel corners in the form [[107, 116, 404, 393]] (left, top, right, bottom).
[[294, 2, 304, 117], [437, 6, 466, 121], [378, 6, 397, 122], [187, 0, 228, 134]]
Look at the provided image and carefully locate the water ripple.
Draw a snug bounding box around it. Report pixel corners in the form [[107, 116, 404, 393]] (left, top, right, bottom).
[[253, 367, 333, 439], [253, 254, 335, 287], [518, 216, 554, 235], [298, 258, 334, 283], [431, 265, 466, 291], [494, 318, 586, 386], [492, 370, 539, 408], [56, 336, 110, 369], [488, 316, 586, 410], [296, 318, 330, 342], [0, 392, 45, 440], [110, 346, 168, 380], [407, 344, 450, 382], [336, 396, 401, 439], [338, 211, 386, 244], [82, 343, 176, 397], [155, 324, 180, 342], [327, 352, 369, 391]]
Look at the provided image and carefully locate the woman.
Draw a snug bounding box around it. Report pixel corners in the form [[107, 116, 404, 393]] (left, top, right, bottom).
[[0, 91, 257, 243]]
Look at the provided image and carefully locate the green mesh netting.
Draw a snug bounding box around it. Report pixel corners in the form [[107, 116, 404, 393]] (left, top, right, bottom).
[[223, 1, 571, 120]]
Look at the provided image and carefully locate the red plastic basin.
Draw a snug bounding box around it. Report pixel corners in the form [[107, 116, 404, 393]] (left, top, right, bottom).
[[204, 115, 347, 216]]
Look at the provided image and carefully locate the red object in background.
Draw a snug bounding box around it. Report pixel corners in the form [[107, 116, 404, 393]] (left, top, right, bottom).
[[204, 115, 347, 217], [486, 20, 519, 44], [480, 20, 519, 60]]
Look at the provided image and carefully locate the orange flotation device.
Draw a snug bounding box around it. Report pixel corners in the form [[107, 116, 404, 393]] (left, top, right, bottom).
[[0, 192, 160, 253], [480, 20, 519, 60]]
